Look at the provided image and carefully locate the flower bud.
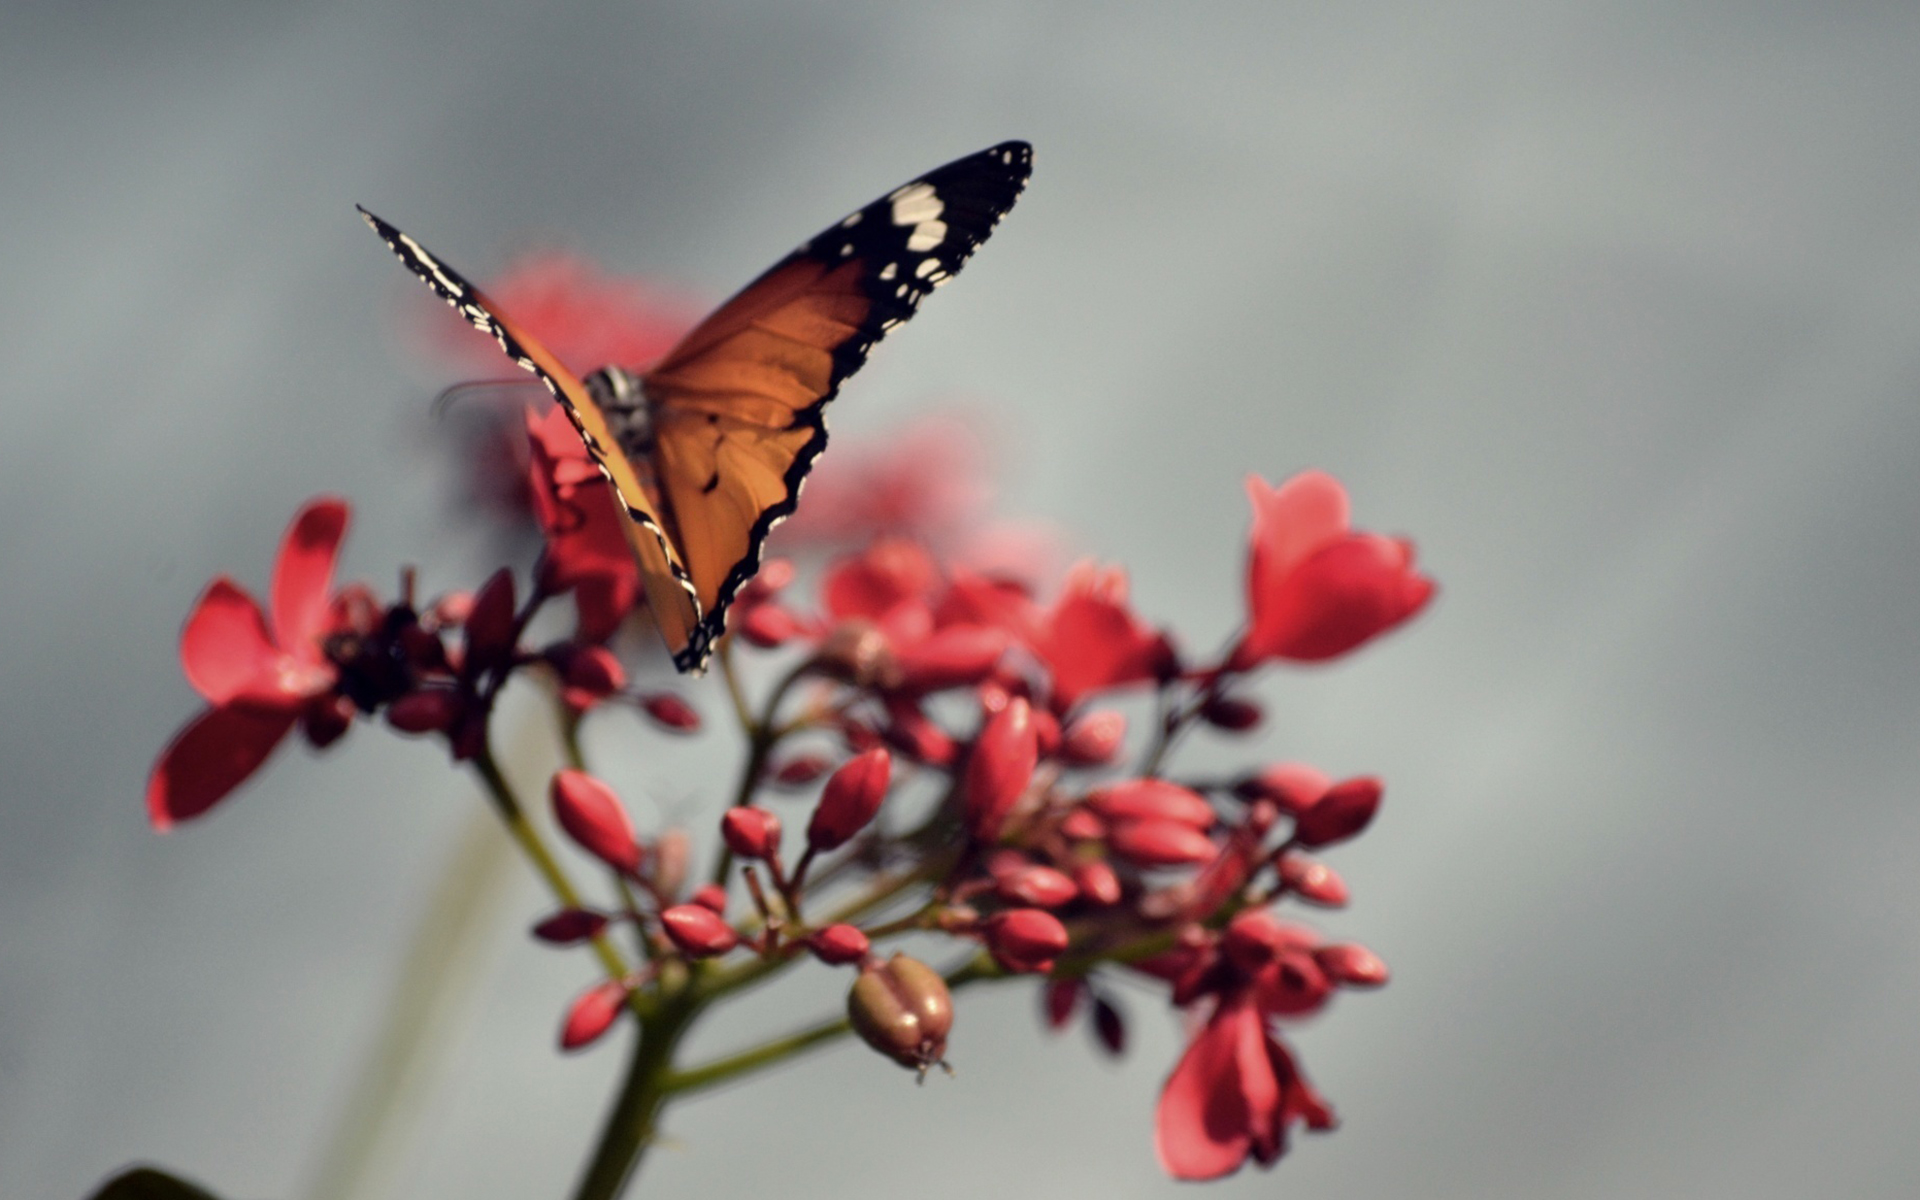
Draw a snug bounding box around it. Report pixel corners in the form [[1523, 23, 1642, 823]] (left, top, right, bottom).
[[531, 908, 610, 945], [1254, 951, 1332, 1015], [1200, 694, 1263, 731], [650, 828, 689, 900], [555, 643, 625, 712], [807, 748, 891, 851], [1108, 819, 1217, 867], [1072, 861, 1123, 906], [984, 908, 1070, 974], [992, 863, 1079, 909], [815, 618, 900, 689], [1086, 779, 1216, 829], [550, 769, 642, 875], [660, 904, 739, 957], [1293, 776, 1382, 847], [1057, 808, 1105, 841], [883, 704, 955, 767], [1315, 942, 1389, 988], [301, 694, 356, 749], [463, 567, 518, 675], [1222, 907, 1292, 972], [739, 602, 804, 648], [1060, 710, 1126, 766], [738, 557, 795, 605], [896, 625, 1009, 692], [385, 688, 461, 735], [1091, 995, 1127, 1056], [771, 753, 831, 787], [689, 883, 728, 914], [560, 980, 627, 1050], [1278, 852, 1349, 907], [808, 923, 871, 966], [848, 953, 953, 1072], [1234, 762, 1330, 814], [1043, 978, 1083, 1028], [720, 806, 782, 861], [1030, 708, 1061, 759], [639, 692, 700, 733], [962, 696, 1037, 842]]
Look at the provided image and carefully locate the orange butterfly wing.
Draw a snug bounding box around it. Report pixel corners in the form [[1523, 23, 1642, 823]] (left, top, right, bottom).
[[356, 207, 705, 658], [641, 142, 1033, 670]]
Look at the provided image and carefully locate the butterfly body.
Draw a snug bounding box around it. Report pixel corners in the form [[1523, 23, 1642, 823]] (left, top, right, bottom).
[[362, 141, 1031, 672]]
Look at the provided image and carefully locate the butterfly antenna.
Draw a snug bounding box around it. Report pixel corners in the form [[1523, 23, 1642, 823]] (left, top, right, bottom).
[[430, 377, 540, 419]]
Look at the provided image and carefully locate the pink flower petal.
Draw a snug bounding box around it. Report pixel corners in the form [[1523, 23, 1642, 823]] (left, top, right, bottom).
[[146, 704, 297, 829], [1155, 996, 1274, 1180], [271, 498, 350, 657], [180, 578, 278, 705], [1246, 471, 1349, 591]]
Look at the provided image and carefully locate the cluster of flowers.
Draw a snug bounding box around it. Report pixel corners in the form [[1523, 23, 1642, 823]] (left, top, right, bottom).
[[147, 250, 1434, 1183]]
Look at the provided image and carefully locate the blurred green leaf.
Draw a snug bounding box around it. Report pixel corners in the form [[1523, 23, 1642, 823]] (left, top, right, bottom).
[[86, 1167, 222, 1200]]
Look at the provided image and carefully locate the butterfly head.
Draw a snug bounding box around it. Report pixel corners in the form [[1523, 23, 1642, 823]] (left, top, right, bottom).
[[583, 365, 654, 458]]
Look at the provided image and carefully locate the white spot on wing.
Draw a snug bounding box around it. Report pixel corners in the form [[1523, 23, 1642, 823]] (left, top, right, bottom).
[[905, 219, 947, 252], [841, 211, 863, 228], [878, 262, 897, 280], [890, 182, 942, 227], [914, 258, 940, 279]]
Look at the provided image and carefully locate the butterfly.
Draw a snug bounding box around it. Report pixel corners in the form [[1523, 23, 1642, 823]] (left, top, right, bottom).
[[360, 141, 1033, 673]]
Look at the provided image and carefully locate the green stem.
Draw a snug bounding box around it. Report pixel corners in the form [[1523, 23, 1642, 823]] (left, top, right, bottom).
[[570, 1002, 698, 1200]]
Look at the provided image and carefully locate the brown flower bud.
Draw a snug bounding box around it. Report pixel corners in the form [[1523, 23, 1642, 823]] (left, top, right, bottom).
[[848, 953, 953, 1074], [816, 618, 901, 689]]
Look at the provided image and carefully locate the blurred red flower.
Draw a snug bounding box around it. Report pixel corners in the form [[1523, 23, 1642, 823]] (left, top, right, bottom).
[[1234, 471, 1433, 666], [1155, 993, 1335, 1180], [1033, 563, 1172, 710], [432, 251, 695, 378], [524, 405, 641, 641], [147, 499, 352, 829]]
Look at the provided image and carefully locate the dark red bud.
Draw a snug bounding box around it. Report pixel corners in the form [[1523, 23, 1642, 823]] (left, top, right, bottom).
[[532, 908, 610, 945], [1043, 978, 1083, 1028], [386, 689, 461, 735], [1292, 776, 1383, 848], [1086, 779, 1216, 829], [1060, 710, 1126, 766], [301, 694, 356, 749], [660, 904, 739, 957], [962, 696, 1037, 842], [556, 643, 625, 712], [550, 769, 642, 875], [808, 747, 891, 851], [984, 908, 1070, 974], [1107, 819, 1217, 867], [848, 953, 953, 1072], [560, 980, 628, 1050], [808, 923, 871, 965], [993, 864, 1079, 908], [463, 567, 518, 674], [771, 754, 832, 788], [689, 883, 728, 914], [896, 625, 1009, 692], [1279, 852, 1349, 906], [1072, 861, 1123, 906], [720, 806, 782, 860], [1091, 995, 1127, 1056], [1315, 942, 1389, 988], [739, 602, 804, 649], [1200, 694, 1263, 731], [639, 692, 700, 733]]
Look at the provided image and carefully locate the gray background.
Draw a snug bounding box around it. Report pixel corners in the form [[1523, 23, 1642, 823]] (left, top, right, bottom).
[[5, 2, 1920, 1197]]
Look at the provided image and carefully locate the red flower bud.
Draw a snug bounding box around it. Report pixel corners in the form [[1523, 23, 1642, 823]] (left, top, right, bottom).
[[1031, 708, 1062, 758], [1108, 819, 1218, 867], [301, 694, 356, 749], [1222, 908, 1293, 972], [1087, 779, 1216, 829], [1278, 852, 1349, 907], [807, 747, 891, 851], [550, 769, 642, 875], [963, 696, 1037, 842], [689, 883, 728, 914], [1199, 694, 1263, 731], [992, 863, 1079, 909], [1091, 995, 1127, 1056], [1315, 942, 1389, 988], [771, 753, 831, 788], [1255, 951, 1332, 1015], [385, 688, 460, 735], [556, 643, 625, 712], [1060, 710, 1126, 766], [1057, 808, 1106, 841], [720, 806, 782, 860], [559, 979, 627, 1050], [463, 567, 518, 675], [739, 602, 804, 648], [1044, 978, 1083, 1028], [808, 923, 871, 966], [660, 904, 739, 957], [897, 625, 1010, 692], [1073, 861, 1123, 906], [883, 703, 955, 767], [639, 692, 700, 733], [1292, 776, 1382, 848], [531, 908, 610, 945], [848, 953, 953, 1072], [984, 908, 1070, 974], [1234, 762, 1331, 814]]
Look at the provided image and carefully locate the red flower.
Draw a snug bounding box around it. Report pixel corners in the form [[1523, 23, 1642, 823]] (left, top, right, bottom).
[[147, 499, 351, 829], [1155, 994, 1335, 1180], [1234, 471, 1434, 665], [433, 251, 694, 378], [524, 405, 640, 641], [1032, 563, 1171, 710]]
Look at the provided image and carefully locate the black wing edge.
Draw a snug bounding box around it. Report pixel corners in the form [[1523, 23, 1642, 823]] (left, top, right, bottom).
[[668, 140, 1034, 674]]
